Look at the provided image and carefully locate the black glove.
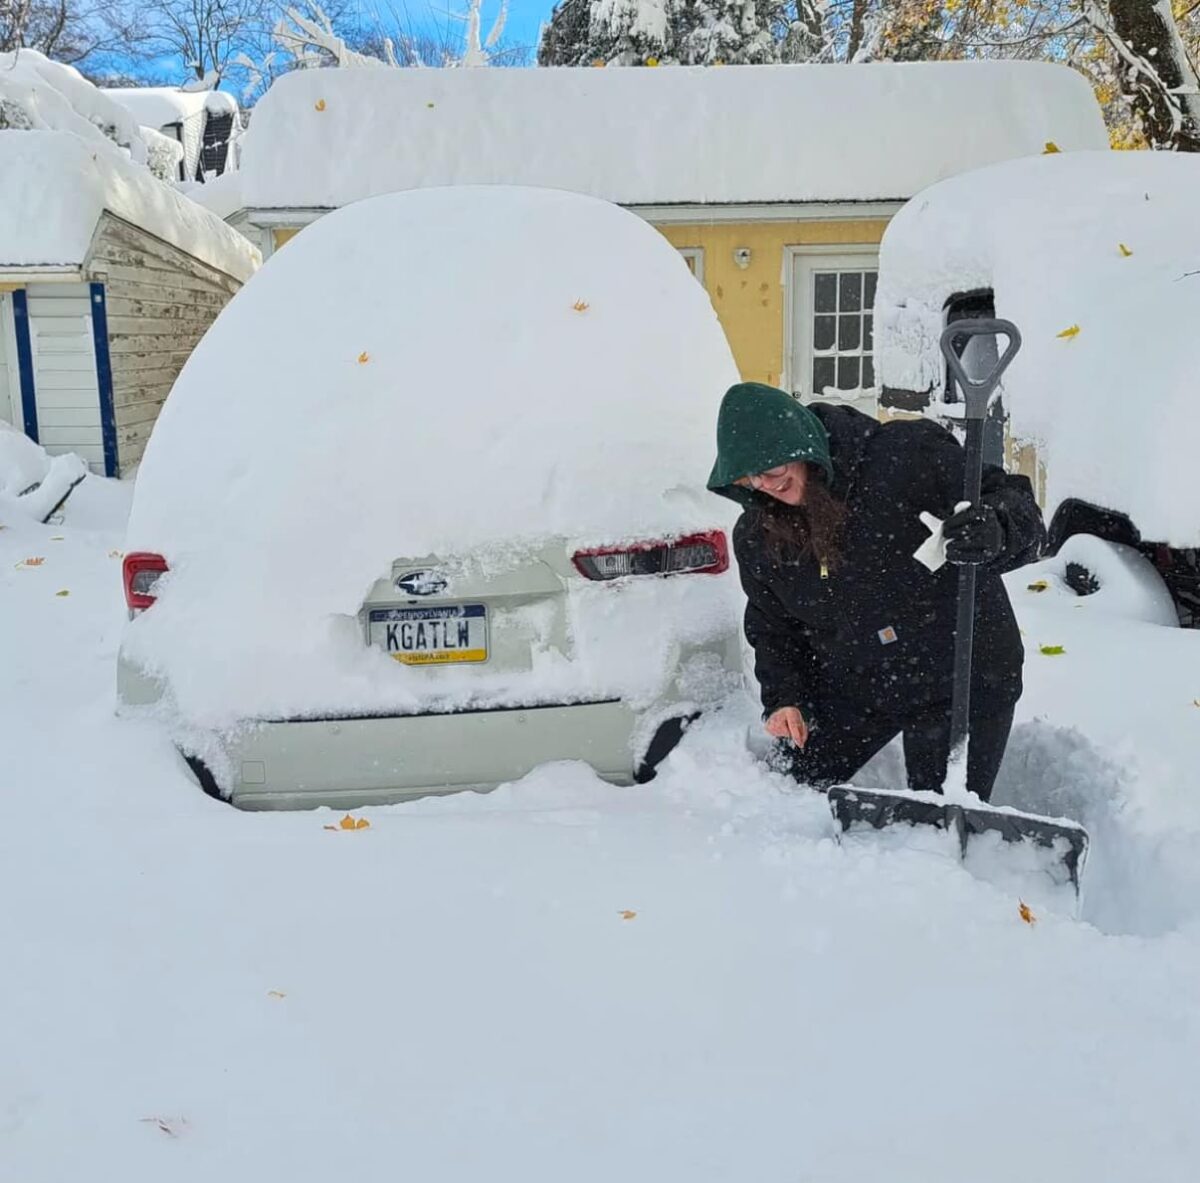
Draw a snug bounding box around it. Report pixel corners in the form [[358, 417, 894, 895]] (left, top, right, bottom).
[[943, 503, 1004, 566]]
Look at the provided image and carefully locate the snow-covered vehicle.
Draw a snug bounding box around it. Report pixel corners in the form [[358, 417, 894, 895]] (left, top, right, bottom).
[[117, 186, 744, 808], [875, 150, 1200, 629]]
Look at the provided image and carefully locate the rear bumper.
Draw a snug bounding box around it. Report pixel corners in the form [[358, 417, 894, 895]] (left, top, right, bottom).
[[201, 700, 642, 810]]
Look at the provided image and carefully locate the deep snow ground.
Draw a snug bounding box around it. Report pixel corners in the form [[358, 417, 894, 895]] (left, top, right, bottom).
[[4, 478, 1200, 1182]]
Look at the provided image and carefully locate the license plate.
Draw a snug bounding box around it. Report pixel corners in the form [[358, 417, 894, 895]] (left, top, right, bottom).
[[369, 604, 488, 665]]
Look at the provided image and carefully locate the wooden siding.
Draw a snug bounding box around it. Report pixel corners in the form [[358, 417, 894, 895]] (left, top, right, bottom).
[[87, 215, 245, 475], [25, 282, 105, 470]]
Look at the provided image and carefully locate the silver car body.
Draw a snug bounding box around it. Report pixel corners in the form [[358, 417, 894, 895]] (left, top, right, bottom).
[[118, 540, 741, 809]]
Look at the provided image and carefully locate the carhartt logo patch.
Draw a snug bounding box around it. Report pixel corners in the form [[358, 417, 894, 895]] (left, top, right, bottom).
[[877, 626, 898, 645]]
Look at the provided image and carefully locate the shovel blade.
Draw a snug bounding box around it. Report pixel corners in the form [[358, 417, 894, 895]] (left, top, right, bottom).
[[827, 785, 1088, 892]]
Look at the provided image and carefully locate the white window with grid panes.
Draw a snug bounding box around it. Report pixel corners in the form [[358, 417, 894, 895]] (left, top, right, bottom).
[[788, 251, 879, 410]]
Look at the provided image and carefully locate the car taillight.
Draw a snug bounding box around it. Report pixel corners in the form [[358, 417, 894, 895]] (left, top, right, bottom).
[[123, 552, 168, 612], [573, 530, 729, 581]]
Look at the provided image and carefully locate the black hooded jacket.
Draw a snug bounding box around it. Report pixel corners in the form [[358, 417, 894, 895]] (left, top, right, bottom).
[[730, 405, 1044, 719]]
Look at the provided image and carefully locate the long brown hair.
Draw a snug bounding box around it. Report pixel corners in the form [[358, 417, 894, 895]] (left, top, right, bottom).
[[759, 465, 848, 570]]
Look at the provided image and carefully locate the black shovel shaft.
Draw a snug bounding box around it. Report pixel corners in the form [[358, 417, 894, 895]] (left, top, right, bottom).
[[939, 319, 1021, 777], [949, 416, 985, 759]]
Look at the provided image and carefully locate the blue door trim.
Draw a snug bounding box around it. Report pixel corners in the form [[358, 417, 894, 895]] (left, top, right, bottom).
[[11, 289, 39, 442], [90, 282, 118, 478]]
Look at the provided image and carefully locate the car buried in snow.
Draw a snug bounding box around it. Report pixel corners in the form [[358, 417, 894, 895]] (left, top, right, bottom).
[[117, 186, 744, 809], [874, 149, 1200, 631]]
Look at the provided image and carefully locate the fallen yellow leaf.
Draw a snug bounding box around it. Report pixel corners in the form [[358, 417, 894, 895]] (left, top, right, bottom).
[[619, 910, 637, 921], [572, 299, 590, 312], [55, 589, 70, 597], [1119, 243, 1133, 257], [645, 57, 660, 66], [357, 351, 370, 364], [1056, 324, 1081, 340], [1040, 644, 1066, 656], [1019, 900, 1037, 926], [1043, 141, 1061, 154], [314, 98, 326, 111], [1026, 579, 1049, 593], [16, 556, 45, 568], [336, 814, 370, 830]]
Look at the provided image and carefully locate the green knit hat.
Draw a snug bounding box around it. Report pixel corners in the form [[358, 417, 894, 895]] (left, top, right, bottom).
[[707, 382, 833, 507]]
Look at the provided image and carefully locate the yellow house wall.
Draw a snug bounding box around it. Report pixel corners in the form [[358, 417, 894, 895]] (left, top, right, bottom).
[[656, 219, 891, 387]]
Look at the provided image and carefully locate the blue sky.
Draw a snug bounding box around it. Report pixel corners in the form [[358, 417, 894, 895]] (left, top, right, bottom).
[[367, 0, 556, 56]]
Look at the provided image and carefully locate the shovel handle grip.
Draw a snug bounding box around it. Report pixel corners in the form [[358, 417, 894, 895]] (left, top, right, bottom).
[[939, 318, 1021, 421]]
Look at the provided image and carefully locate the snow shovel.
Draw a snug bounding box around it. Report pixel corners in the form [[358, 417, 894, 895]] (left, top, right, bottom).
[[827, 318, 1089, 893]]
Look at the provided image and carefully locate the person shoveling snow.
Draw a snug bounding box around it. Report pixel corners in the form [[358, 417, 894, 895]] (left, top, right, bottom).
[[707, 381, 1041, 798], [708, 332, 1086, 889], [0, 420, 87, 524]]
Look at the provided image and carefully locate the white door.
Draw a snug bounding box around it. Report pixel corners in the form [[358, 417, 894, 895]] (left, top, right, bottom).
[[0, 293, 22, 428], [788, 252, 879, 413]]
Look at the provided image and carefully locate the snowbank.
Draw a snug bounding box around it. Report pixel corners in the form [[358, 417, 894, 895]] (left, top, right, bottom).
[[0, 131, 258, 280], [0, 419, 87, 521], [123, 186, 741, 726], [875, 150, 1200, 547], [223, 61, 1106, 212]]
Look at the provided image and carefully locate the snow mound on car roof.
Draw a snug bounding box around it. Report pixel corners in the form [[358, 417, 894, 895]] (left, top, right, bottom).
[[123, 186, 741, 725], [874, 150, 1200, 547]]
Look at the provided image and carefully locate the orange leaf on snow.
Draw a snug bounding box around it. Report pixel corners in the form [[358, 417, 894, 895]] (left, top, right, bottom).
[[1019, 901, 1037, 926], [16, 556, 45, 568], [357, 351, 370, 364], [572, 299, 590, 312], [314, 98, 326, 111], [619, 910, 638, 921], [336, 814, 369, 830]]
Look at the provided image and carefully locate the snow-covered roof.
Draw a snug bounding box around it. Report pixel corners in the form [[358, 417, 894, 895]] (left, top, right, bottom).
[[874, 149, 1200, 547], [0, 131, 259, 281], [101, 85, 239, 129], [224, 61, 1108, 213]]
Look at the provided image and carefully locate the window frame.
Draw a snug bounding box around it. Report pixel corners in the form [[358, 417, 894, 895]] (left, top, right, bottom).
[[784, 246, 880, 406], [677, 247, 705, 285]]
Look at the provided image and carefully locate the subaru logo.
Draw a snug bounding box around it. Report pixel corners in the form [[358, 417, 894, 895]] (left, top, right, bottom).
[[395, 570, 448, 597]]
